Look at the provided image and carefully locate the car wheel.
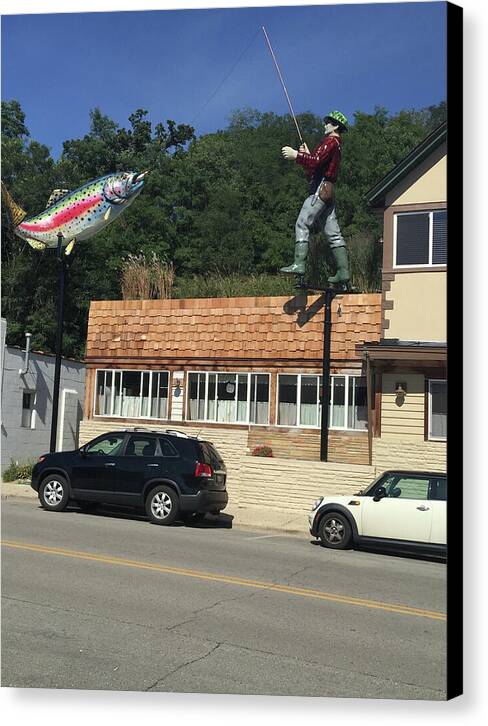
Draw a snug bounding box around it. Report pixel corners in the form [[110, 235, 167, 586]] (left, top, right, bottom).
[[318, 512, 352, 549], [39, 475, 69, 512], [146, 485, 179, 526], [182, 512, 206, 525]]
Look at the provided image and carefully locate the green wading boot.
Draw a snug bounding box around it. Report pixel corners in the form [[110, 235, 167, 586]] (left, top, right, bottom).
[[328, 246, 350, 285], [280, 242, 308, 275]]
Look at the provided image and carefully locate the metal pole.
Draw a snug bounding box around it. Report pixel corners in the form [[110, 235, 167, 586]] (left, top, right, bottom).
[[49, 233, 66, 452], [320, 289, 336, 461], [262, 26, 304, 145]]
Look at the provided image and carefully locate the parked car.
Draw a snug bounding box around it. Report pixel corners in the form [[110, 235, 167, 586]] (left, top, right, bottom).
[[309, 470, 446, 556], [31, 428, 228, 525]]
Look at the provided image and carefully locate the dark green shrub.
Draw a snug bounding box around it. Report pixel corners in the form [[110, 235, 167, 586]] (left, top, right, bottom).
[[2, 459, 34, 482]]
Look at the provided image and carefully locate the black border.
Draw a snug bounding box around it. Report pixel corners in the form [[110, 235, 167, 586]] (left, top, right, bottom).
[[446, 0, 463, 701]]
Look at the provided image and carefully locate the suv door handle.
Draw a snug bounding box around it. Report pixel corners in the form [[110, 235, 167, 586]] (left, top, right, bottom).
[[416, 505, 430, 511], [104, 462, 116, 467], [146, 463, 160, 467]]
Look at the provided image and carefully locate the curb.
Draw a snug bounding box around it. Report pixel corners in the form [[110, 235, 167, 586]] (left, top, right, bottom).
[[1, 483, 310, 537]]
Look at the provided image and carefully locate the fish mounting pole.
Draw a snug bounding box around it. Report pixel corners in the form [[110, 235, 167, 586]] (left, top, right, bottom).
[[49, 233, 66, 452], [262, 26, 304, 145]]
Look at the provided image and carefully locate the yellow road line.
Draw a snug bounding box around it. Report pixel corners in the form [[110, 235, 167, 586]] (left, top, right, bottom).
[[1, 540, 446, 621]]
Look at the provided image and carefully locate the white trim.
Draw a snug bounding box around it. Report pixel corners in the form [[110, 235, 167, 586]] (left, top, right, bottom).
[[186, 370, 271, 426], [393, 209, 447, 269], [428, 378, 447, 441], [57, 388, 78, 451], [93, 368, 170, 420]]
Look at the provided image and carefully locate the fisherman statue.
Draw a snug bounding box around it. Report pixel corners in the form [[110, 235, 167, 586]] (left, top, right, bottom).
[[280, 110, 350, 288]]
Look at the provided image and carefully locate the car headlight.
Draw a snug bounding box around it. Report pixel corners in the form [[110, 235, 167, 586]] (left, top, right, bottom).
[[312, 497, 324, 511]]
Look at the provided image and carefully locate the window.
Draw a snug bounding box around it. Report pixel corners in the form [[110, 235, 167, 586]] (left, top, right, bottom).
[[428, 379, 447, 440], [380, 475, 430, 501], [21, 391, 36, 429], [277, 374, 366, 429], [394, 210, 447, 267], [86, 434, 125, 456], [429, 477, 447, 501], [158, 438, 179, 457], [124, 435, 158, 457], [187, 372, 270, 424], [95, 370, 169, 419]]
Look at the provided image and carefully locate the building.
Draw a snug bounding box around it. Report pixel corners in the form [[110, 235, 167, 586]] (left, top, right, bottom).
[[1, 319, 86, 473], [82, 293, 381, 465], [362, 121, 447, 472]]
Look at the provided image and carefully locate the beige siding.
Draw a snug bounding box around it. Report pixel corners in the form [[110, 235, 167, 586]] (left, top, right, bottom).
[[386, 146, 446, 206], [381, 374, 425, 439], [385, 272, 446, 341]]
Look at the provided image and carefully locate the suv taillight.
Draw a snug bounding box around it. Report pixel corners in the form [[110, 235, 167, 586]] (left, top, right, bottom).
[[195, 462, 213, 478]]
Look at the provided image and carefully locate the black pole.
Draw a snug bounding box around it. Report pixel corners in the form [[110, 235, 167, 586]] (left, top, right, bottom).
[[49, 233, 66, 452], [320, 289, 336, 461]]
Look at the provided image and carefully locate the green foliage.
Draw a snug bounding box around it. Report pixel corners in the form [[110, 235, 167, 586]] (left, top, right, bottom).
[[2, 459, 34, 482], [1, 99, 446, 356]]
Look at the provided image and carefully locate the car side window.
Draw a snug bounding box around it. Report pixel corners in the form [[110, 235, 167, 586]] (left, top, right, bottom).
[[384, 476, 430, 500], [429, 477, 447, 501], [124, 436, 159, 457], [158, 438, 179, 457], [86, 435, 125, 456]]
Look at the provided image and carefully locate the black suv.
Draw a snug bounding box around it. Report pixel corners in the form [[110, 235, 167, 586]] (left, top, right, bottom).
[[31, 428, 228, 525]]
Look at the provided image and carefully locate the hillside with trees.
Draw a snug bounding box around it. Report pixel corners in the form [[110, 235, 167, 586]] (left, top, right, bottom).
[[1, 99, 445, 358]]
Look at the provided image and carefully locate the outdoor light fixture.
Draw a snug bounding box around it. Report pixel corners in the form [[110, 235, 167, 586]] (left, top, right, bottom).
[[394, 382, 407, 402], [174, 384, 182, 398]]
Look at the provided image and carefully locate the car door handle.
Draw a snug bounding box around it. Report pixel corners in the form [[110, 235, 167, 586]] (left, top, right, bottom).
[[416, 505, 430, 511], [104, 462, 116, 467], [146, 463, 160, 467]]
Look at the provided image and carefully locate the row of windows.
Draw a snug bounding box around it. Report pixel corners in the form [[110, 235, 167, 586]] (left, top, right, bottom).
[[394, 210, 446, 267], [94, 370, 447, 439]]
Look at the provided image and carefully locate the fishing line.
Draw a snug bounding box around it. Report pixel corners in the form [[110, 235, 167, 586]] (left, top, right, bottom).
[[190, 27, 261, 127]]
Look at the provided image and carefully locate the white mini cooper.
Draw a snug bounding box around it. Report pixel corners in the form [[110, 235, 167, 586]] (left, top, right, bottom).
[[309, 470, 446, 556]]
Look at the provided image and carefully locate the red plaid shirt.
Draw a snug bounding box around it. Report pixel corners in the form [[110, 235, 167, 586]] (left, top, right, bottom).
[[296, 135, 342, 192]]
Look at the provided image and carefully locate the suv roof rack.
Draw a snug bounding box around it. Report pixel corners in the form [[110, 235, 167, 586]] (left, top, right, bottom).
[[124, 427, 199, 439]]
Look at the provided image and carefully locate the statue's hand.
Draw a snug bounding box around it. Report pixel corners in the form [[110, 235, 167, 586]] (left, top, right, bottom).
[[299, 143, 310, 154], [282, 146, 298, 160]]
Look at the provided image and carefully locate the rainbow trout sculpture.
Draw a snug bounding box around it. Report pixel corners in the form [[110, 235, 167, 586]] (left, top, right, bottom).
[[1, 170, 148, 255]]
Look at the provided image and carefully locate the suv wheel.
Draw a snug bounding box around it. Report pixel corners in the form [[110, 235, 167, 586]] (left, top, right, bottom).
[[39, 475, 69, 512], [319, 512, 352, 549], [146, 485, 179, 526]]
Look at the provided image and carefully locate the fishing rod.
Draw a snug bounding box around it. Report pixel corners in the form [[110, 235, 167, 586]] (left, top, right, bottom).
[[262, 26, 305, 146]]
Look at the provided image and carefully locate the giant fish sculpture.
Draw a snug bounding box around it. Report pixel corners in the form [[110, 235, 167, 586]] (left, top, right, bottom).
[[1, 170, 148, 255]]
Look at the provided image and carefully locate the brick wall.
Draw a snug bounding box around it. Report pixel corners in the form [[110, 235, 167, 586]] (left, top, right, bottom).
[[247, 427, 369, 464], [372, 439, 446, 472]]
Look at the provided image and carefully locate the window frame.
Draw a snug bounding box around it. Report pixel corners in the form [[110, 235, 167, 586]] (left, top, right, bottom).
[[275, 373, 367, 431], [428, 378, 447, 441], [93, 368, 170, 420], [186, 371, 271, 426], [393, 209, 447, 269]]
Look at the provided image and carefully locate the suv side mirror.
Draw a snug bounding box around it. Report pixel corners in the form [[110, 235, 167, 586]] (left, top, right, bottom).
[[80, 447, 88, 458], [373, 486, 386, 502]]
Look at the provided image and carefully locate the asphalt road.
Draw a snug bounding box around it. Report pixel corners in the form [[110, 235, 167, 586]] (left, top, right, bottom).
[[1, 498, 447, 700]]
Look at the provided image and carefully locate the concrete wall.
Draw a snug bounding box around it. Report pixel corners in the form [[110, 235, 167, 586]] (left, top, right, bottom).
[[1, 346, 85, 473], [385, 272, 446, 342]]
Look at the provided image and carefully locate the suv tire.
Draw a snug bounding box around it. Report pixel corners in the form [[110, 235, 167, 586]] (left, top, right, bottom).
[[146, 485, 179, 526], [39, 474, 70, 512], [318, 512, 352, 549]]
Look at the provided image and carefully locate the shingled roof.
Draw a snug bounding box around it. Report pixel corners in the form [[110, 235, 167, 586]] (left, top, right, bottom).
[[85, 294, 381, 365]]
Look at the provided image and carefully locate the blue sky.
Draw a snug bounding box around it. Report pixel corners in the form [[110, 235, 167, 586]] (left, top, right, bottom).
[[1, 2, 447, 158]]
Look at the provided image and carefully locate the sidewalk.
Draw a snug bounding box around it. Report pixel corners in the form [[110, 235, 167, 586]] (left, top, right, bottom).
[[1, 481, 311, 537]]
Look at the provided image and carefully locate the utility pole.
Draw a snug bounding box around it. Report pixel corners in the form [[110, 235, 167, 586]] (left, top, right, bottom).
[[320, 288, 337, 461], [49, 232, 66, 452]]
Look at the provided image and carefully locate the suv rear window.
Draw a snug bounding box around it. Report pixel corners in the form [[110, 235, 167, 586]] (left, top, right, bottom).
[[199, 442, 224, 469]]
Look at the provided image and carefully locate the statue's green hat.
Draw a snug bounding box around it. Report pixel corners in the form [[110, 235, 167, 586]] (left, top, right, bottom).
[[324, 110, 348, 131]]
